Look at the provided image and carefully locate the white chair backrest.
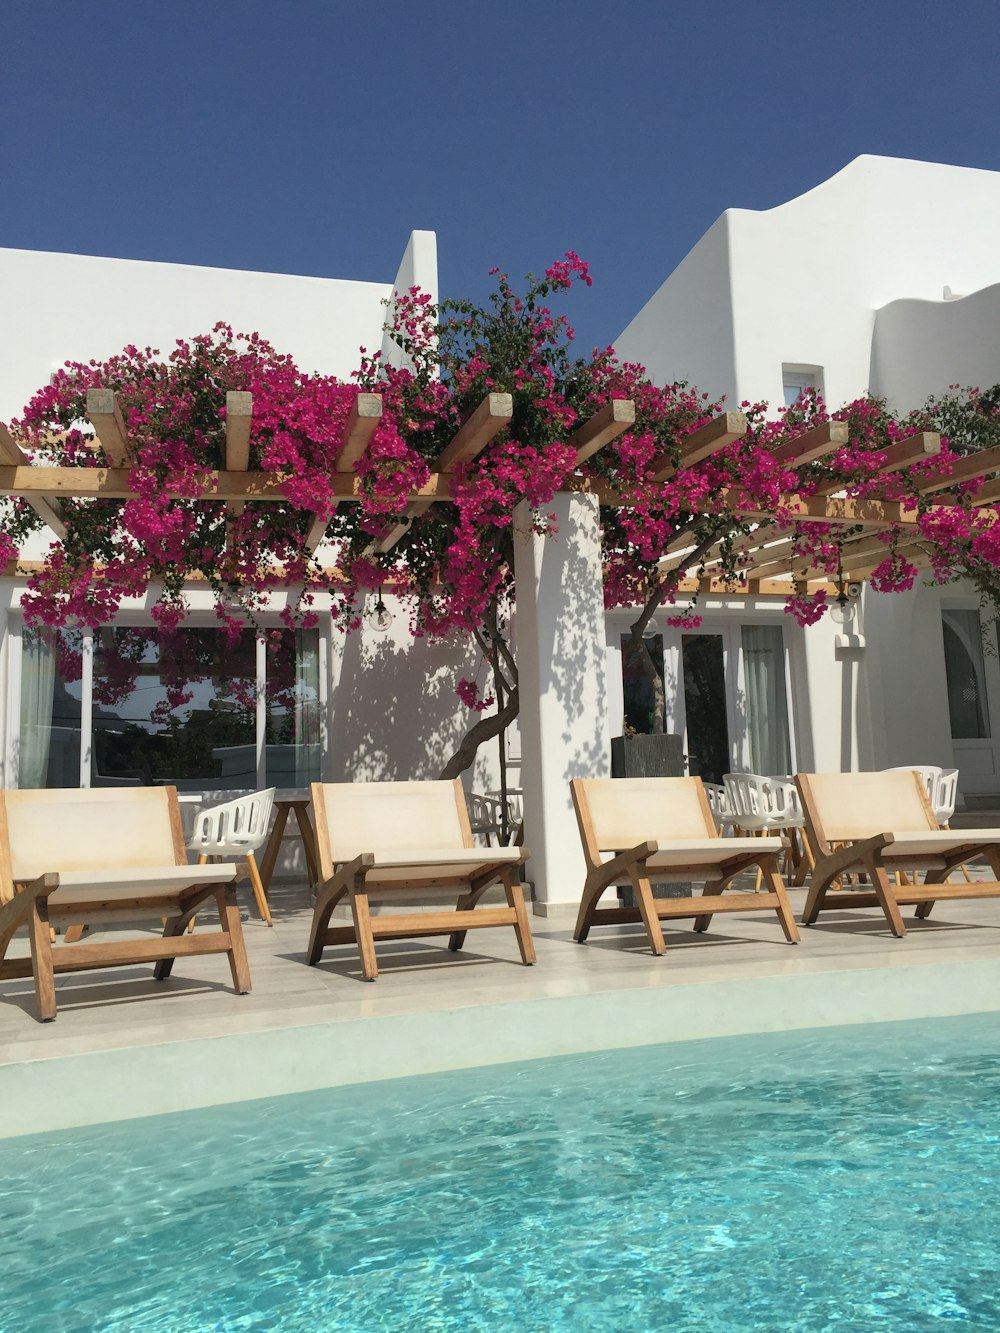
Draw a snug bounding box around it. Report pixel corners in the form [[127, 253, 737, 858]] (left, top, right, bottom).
[[574, 777, 715, 853], [800, 771, 934, 843], [885, 765, 941, 801], [314, 780, 468, 865], [702, 782, 731, 823], [723, 772, 775, 825], [769, 778, 804, 826], [190, 788, 275, 854], [933, 768, 959, 824], [1, 787, 180, 882]]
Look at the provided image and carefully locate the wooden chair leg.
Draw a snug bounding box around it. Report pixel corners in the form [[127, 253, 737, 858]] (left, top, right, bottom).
[[503, 870, 536, 965], [693, 878, 725, 933], [630, 868, 667, 956], [573, 875, 608, 944], [186, 853, 211, 934], [245, 852, 273, 926], [349, 887, 379, 980], [27, 896, 57, 1022], [867, 859, 907, 937], [306, 877, 350, 965], [217, 885, 252, 994], [761, 857, 800, 943]]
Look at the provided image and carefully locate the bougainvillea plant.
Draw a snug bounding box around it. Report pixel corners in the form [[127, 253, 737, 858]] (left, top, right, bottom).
[[3, 258, 999, 765]]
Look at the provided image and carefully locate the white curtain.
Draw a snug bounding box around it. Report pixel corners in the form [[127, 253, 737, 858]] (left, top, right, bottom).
[[294, 629, 321, 786], [19, 630, 57, 788], [741, 624, 792, 776]]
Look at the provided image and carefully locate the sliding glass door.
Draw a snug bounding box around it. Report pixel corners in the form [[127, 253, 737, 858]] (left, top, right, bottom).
[[12, 620, 323, 790]]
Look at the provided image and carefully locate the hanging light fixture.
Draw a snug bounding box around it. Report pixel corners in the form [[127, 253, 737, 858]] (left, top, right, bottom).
[[829, 546, 856, 627], [364, 586, 393, 633]]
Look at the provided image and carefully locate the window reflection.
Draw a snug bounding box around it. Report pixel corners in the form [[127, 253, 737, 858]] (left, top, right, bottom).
[[92, 628, 257, 788]]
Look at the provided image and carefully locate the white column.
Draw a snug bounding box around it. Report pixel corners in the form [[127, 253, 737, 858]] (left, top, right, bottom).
[[513, 492, 610, 912]]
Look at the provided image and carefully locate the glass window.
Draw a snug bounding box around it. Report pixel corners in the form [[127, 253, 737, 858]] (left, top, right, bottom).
[[782, 364, 824, 408], [942, 609, 991, 739], [265, 628, 321, 787], [682, 634, 730, 785], [741, 624, 792, 775], [92, 627, 258, 788], [620, 633, 664, 735], [18, 628, 84, 788]]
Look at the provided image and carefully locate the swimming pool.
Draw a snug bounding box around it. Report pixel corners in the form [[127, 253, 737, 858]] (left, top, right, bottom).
[[3, 1012, 999, 1331]]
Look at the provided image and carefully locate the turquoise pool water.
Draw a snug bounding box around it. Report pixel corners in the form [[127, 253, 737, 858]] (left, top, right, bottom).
[[3, 1013, 1000, 1331]]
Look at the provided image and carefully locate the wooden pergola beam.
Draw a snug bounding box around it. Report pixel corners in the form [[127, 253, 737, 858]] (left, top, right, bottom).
[[670, 574, 839, 596], [373, 391, 516, 556], [432, 392, 513, 473], [812, 431, 941, 495], [0, 426, 67, 539], [570, 399, 636, 466], [0, 466, 455, 503], [86, 389, 130, 467], [844, 543, 935, 579], [648, 411, 747, 483], [334, 393, 383, 472], [770, 420, 849, 467], [225, 391, 253, 471], [915, 442, 1000, 496], [225, 391, 253, 528]]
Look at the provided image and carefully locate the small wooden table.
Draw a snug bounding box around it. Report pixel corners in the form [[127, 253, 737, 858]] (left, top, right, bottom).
[[258, 792, 320, 892]]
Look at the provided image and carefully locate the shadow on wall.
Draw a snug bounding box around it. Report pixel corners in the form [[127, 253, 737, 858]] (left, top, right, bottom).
[[529, 500, 610, 787], [330, 631, 491, 782]]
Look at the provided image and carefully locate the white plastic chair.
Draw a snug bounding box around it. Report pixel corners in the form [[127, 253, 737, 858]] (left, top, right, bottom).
[[702, 782, 734, 833], [933, 768, 959, 825], [188, 788, 276, 926], [724, 773, 811, 886], [933, 767, 971, 881]]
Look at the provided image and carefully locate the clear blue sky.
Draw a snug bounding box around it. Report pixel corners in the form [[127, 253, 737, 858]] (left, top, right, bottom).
[[4, 0, 1000, 359]]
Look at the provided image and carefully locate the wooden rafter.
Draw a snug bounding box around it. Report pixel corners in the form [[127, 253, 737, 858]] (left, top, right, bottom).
[[811, 431, 941, 496], [86, 388, 130, 466], [915, 443, 1000, 496], [770, 420, 849, 466], [334, 393, 383, 472], [648, 411, 747, 483], [373, 392, 514, 556], [433, 392, 512, 474], [569, 399, 636, 466], [946, 475, 1000, 508], [303, 392, 385, 553], [225, 391, 253, 529], [225, 391, 253, 471], [0, 426, 67, 539]]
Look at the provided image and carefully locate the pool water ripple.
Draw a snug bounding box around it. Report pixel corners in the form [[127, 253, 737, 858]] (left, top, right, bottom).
[[2, 1013, 999, 1331]]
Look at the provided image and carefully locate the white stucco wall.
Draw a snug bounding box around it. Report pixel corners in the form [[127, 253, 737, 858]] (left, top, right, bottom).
[[615, 214, 737, 402], [611, 154, 1000, 794], [618, 155, 1000, 409], [872, 282, 1000, 411], [0, 244, 435, 425]]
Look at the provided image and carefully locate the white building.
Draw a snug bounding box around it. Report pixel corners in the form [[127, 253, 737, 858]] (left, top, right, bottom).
[[615, 154, 1000, 810], [2, 154, 999, 912]]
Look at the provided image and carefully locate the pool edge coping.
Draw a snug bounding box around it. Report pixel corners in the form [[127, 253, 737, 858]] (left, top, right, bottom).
[[3, 956, 1000, 1138]]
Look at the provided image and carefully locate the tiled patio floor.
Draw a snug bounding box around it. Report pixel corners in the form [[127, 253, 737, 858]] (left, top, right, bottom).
[[2, 876, 999, 1136]]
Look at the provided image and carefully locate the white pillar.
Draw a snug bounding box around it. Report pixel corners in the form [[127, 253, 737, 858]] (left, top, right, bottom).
[[513, 492, 610, 912]]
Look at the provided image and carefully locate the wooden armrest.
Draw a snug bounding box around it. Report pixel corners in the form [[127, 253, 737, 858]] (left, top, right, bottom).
[[593, 841, 660, 889], [816, 832, 895, 878], [0, 872, 60, 934]]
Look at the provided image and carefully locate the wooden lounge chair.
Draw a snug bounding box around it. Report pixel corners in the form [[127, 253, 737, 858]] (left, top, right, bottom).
[[0, 787, 251, 1021], [307, 779, 536, 980], [570, 776, 799, 954], [796, 770, 1000, 935]]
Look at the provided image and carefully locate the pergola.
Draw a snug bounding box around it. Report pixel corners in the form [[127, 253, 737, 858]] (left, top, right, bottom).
[[1, 388, 998, 597]]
